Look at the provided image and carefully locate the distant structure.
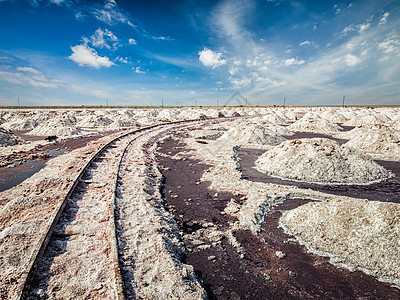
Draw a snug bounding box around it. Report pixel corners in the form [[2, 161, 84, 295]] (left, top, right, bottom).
[[224, 91, 249, 106]]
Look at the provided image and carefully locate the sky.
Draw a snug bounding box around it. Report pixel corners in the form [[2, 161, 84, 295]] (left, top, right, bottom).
[[0, 0, 399, 107]]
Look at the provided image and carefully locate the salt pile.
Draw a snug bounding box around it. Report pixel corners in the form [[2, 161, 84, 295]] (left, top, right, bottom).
[[156, 109, 179, 122], [28, 123, 81, 137], [261, 113, 288, 124], [288, 115, 343, 133], [28, 114, 81, 137], [217, 124, 286, 146], [0, 128, 25, 146], [1, 117, 38, 131], [320, 110, 348, 123], [342, 113, 391, 126], [255, 138, 390, 184], [77, 114, 113, 128], [335, 124, 400, 156], [240, 118, 293, 136], [279, 198, 400, 286]]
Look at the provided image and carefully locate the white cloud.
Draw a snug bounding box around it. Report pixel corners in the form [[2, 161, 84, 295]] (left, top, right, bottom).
[[299, 40, 311, 46], [198, 48, 226, 68], [16, 67, 40, 74], [284, 58, 305, 66], [51, 0, 66, 5], [89, 28, 119, 50], [379, 12, 390, 26], [343, 22, 371, 35], [229, 76, 252, 87], [68, 44, 115, 69], [92, 0, 134, 27], [285, 49, 294, 54], [378, 35, 400, 54], [344, 54, 361, 67], [116, 56, 129, 63], [358, 23, 371, 33], [0, 67, 61, 88], [343, 24, 356, 34], [129, 38, 137, 45], [133, 66, 145, 74], [50, 0, 72, 6]]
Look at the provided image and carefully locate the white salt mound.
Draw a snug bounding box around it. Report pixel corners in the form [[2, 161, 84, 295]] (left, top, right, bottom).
[[335, 124, 400, 155], [279, 199, 400, 285], [28, 124, 81, 137], [262, 113, 288, 124], [320, 110, 348, 123], [255, 138, 390, 184], [342, 114, 391, 126], [288, 116, 343, 133], [1, 117, 38, 131], [218, 124, 286, 146], [0, 128, 25, 146], [77, 114, 113, 127]]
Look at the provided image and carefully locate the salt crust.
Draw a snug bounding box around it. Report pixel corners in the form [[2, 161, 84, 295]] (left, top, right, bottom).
[[117, 125, 207, 299], [288, 115, 343, 133], [1, 107, 400, 293], [217, 124, 286, 146], [186, 111, 400, 287], [0, 132, 122, 299], [255, 138, 390, 184], [0, 123, 207, 299], [0, 127, 24, 147], [342, 113, 392, 126], [279, 199, 400, 287], [334, 124, 400, 159]]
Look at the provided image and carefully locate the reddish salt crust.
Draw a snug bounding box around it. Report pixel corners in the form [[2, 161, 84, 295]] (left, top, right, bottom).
[[283, 132, 348, 145], [157, 136, 400, 299], [239, 148, 400, 203]]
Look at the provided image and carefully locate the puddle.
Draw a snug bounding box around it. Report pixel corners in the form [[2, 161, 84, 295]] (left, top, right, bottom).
[[0, 149, 69, 193]]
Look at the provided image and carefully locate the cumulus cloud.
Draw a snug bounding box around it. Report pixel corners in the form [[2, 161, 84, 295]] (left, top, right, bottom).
[[284, 58, 305, 66], [379, 12, 390, 25], [129, 38, 137, 45], [68, 44, 115, 69], [358, 23, 371, 33], [89, 28, 118, 50], [133, 66, 145, 74], [116, 56, 129, 63], [198, 48, 226, 68]]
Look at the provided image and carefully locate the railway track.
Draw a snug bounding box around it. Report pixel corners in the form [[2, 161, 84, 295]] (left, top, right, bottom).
[[12, 119, 215, 299]]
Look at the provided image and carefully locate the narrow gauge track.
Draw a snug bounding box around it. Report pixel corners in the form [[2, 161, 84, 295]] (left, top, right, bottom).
[[13, 119, 215, 300]]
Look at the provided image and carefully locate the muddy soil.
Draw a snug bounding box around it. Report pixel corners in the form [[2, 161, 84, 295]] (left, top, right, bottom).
[[157, 136, 400, 299], [238, 148, 400, 203]]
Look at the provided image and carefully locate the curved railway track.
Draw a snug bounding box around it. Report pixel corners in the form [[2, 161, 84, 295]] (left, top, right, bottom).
[[12, 119, 215, 299]]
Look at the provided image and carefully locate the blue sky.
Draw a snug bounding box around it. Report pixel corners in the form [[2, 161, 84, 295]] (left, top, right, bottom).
[[0, 0, 399, 106]]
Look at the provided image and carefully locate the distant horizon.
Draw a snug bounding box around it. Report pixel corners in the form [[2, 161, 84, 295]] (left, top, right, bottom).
[[1, 0, 400, 106]]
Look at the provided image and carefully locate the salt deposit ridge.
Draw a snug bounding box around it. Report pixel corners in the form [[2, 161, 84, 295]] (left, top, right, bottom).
[[255, 138, 390, 184]]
